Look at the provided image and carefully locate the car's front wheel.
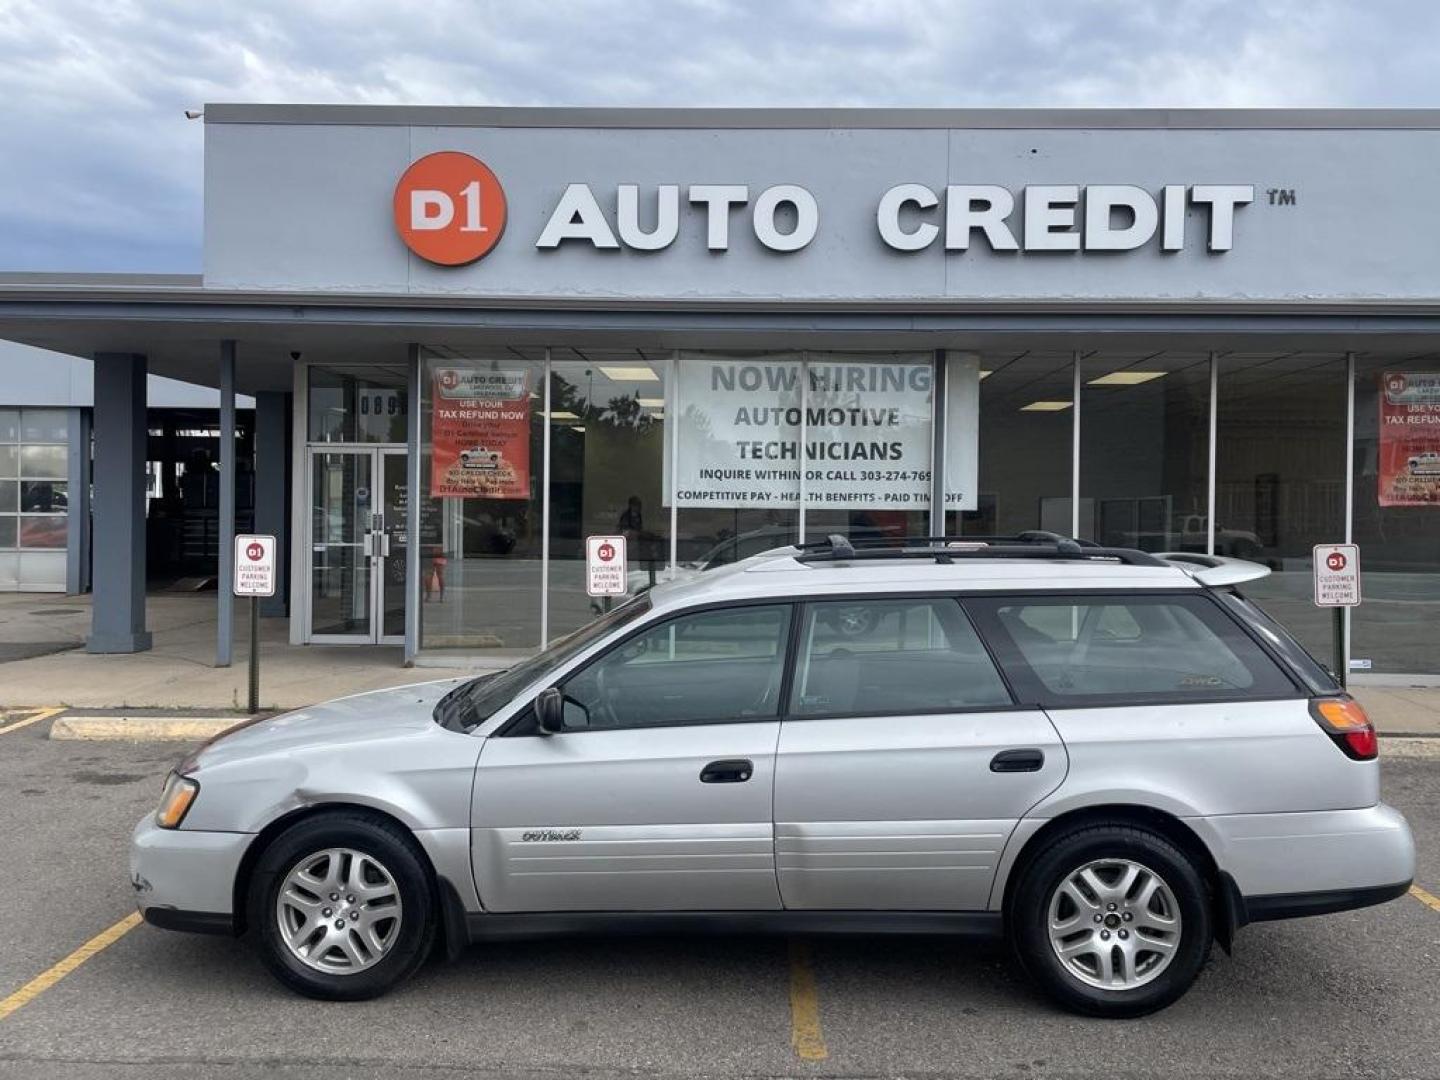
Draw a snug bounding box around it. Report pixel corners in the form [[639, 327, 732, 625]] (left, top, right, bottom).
[[248, 811, 437, 1000], [1009, 824, 1211, 1017]]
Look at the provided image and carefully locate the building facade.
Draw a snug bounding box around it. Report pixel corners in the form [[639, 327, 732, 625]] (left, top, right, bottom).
[[1, 107, 1437, 677]]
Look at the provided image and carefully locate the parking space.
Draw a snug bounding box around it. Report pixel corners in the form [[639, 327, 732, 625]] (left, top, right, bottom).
[[1, 718, 1438, 1079]]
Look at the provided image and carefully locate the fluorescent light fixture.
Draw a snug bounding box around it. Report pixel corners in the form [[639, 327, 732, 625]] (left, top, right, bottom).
[[1088, 371, 1167, 386], [547, 410, 579, 421], [1020, 400, 1073, 412], [636, 397, 664, 408], [598, 365, 659, 382], [979, 370, 993, 380], [569, 425, 586, 433]]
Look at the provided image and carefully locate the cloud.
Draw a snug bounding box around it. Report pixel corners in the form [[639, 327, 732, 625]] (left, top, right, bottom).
[[0, 0, 1430, 271]]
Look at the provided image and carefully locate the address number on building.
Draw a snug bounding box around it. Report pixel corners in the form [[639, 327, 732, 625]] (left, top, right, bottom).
[[234, 534, 277, 597], [1312, 543, 1361, 608], [585, 535, 627, 597]]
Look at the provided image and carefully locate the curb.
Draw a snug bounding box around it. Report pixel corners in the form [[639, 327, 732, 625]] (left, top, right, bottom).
[[49, 716, 245, 742]]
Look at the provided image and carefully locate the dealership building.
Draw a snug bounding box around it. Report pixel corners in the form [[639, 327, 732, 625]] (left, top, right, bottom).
[[0, 106, 1437, 678]]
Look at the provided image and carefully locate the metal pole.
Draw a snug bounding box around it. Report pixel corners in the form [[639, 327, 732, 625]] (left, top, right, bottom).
[[669, 351, 679, 574], [248, 594, 260, 713], [217, 340, 236, 667], [404, 346, 422, 665], [930, 350, 947, 537], [1333, 606, 1347, 689], [1070, 350, 1081, 539], [1207, 351, 1218, 556], [540, 348, 552, 647], [1343, 351, 1356, 680]]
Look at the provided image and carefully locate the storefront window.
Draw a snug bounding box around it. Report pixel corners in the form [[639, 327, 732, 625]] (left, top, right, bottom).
[[1351, 362, 1440, 674], [0, 407, 68, 553], [1216, 354, 1346, 660], [1080, 353, 1210, 551], [547, 349, 670, 642], [673, 350, 802, 565], [951, 351, 1074, 536], [803, 351, 933, 542], [307, 365, 409, 443], [419, 349, 545, 652]]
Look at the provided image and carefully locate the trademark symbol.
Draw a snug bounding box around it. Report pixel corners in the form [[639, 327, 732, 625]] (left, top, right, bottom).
[[1266, 188, 1297, 206]]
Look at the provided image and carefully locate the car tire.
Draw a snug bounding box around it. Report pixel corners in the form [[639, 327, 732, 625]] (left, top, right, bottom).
[[248, 811, 438, 1001], [1008, 824, 1211, 1018]]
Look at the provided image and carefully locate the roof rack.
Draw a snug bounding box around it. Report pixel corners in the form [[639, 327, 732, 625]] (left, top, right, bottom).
[[795, 533, 1168, 568]]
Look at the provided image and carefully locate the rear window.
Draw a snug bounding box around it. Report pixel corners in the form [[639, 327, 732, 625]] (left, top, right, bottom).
[[1218, 590, 1340, 694], [968, 594, 1297, 704]]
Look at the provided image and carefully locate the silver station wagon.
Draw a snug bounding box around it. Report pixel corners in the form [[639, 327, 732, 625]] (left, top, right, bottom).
[[131, 534, 1414, 1017]]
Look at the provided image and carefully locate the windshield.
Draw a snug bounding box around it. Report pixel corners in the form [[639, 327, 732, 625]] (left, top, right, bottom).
[[438, 595, 652, 731]]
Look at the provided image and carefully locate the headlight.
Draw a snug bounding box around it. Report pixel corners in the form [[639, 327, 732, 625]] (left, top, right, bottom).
[[155, 772, 199, 829]]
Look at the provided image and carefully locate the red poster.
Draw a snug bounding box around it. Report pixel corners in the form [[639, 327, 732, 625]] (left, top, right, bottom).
[[430, 366, 532, 499], [1379, 372, 1440, 507]]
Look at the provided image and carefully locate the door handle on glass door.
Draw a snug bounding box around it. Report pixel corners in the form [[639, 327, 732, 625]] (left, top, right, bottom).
[[989, 748, 1045, 773], [700, 759, 753, 784]]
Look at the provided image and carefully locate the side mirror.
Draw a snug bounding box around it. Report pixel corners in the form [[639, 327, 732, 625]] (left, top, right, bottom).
[[534, 687, 565, 735]]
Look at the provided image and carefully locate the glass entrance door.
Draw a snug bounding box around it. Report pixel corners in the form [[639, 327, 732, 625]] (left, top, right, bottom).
[[307, 447, 407, 644]]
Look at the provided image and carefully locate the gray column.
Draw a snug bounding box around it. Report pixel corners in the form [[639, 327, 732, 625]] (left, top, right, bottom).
[[87, 354, 151, 653], [65, 406, 91, 595], [217, 340, 236, 667], [254, 391, 290, 618]]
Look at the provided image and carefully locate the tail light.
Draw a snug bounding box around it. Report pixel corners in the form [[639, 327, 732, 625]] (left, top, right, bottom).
[[1310, 696, 1378, 761]]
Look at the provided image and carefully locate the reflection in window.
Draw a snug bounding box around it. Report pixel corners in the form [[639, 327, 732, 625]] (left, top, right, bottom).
[[791, 599, 1010, 716], [561, 604, 792, 728]]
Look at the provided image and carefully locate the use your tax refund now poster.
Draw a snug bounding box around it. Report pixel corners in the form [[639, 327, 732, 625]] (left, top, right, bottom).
[[430, 367, 532, 500], [1379, 372, 1440, 507]]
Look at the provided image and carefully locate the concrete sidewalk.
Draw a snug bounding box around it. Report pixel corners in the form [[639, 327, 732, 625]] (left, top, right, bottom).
[[0, 592, 489, 711], [2, 591, 1439, 730]]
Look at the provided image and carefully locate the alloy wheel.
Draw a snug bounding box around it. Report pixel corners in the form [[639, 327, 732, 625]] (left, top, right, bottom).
[[275, 847, 403, 974], [1046, 858, 1183, 990]]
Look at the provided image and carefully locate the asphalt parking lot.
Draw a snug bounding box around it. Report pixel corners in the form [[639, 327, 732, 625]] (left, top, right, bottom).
[[1, 708, 1438, 1080]]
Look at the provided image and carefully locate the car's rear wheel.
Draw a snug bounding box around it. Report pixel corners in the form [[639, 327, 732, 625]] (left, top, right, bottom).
[[1009, 824, 1211, 1017], [248, 811, 437, 1000]]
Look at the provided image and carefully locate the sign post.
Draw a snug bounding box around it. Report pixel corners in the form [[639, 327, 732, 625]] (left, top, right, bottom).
[[586, 535, 628, 610], [234, 534, 277, 714], [1312, 543, 1361, 688]]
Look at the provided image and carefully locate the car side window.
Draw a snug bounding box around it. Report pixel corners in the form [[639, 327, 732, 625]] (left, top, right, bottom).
[[789, 598, 1012, 717], [971, 594, 1296, 703], [559, 604, 792, 730]]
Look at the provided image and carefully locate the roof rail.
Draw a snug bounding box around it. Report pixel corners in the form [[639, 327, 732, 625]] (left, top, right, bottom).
[[795, 534, 1168, 567]]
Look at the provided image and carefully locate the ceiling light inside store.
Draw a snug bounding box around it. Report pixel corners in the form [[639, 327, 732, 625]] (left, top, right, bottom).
[[1088, 371, 1167, 386], [547, 410, 580, 420], [636, 397, 664, 407], [1019, 400, 1073, 412], [598, 365, 659, 382], [570, 425, 586, 432], [979, 370, 992, 380]]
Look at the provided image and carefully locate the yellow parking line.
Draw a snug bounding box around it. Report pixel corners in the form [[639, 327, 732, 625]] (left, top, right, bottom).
[[0, 707, 64, 737], [787, 939, 828, 1062], [1411, 884, 1440, 914], [0, 912, 141, 1021]]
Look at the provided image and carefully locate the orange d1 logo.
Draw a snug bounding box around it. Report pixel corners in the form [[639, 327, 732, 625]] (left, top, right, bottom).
[[394, 151, 507, 265]]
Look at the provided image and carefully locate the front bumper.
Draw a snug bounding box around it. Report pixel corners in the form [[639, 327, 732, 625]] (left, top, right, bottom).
[[130, 814, 252, 934], [1198, 802, 1415, 908]]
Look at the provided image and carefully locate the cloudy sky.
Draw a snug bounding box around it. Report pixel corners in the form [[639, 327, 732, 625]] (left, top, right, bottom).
[[0, 0, 1429, 272]]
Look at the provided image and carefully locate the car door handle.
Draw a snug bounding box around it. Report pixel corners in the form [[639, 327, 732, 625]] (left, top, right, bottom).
[[990, 748, 1045, 773], [700, 759, 754, 784]]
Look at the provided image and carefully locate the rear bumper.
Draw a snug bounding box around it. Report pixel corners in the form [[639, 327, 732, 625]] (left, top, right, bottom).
[[1242, 880, 1412, 923], [1197, 802, 1415, 902], [130, 814, 250, 935]]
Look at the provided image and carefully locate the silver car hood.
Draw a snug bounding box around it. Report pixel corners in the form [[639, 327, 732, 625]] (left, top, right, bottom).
[[188, 678, 467, 770]]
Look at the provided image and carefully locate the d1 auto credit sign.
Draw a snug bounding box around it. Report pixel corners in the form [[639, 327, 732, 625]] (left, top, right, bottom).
[[430, 365, 532, 500], [234, 534, 277, 597], [586, 535, 627, 597], [1313, 543, 1361, 607]]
